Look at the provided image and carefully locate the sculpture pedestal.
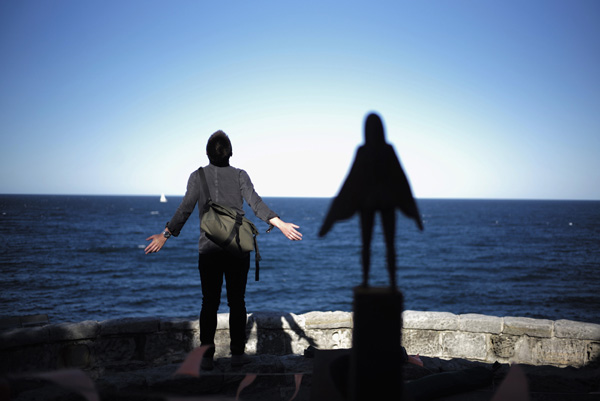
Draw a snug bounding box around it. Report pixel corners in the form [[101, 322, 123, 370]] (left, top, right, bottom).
[[350, 286, 404, 401]]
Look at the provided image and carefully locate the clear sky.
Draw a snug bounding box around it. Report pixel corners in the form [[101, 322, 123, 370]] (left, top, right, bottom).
[[1, 0, 599, 200]]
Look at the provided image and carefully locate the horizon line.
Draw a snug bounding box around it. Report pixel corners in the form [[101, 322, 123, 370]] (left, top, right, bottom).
[[1, 193, 599, 202]]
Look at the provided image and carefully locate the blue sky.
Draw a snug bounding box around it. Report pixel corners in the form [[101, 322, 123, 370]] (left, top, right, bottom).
[[1, 0, 599, 199]]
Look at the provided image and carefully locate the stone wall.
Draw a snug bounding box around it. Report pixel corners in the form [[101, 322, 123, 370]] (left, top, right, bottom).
[[1, 311, 598, 377], [401, 311, 600, 368]]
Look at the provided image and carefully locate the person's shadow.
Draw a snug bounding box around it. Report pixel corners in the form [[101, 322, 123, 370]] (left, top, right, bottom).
[[247, 311, 317, 356]]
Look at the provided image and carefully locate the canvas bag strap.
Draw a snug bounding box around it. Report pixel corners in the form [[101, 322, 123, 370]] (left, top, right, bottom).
[[254, 235, 260, 281], [197, 167, 212, 205], [199, 168, 242, 247]]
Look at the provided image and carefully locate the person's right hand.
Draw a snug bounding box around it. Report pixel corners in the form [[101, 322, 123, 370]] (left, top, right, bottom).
[[145, 234, 167, 254]]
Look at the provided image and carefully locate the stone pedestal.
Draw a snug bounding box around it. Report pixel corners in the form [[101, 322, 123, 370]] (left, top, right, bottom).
[[350, 286, 404, 401]]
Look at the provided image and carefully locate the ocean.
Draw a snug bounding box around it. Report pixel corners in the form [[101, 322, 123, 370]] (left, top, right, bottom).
[[1, 195, 599, 325]]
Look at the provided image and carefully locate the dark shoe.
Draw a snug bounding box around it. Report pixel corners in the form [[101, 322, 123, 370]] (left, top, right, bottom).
[[201, 356, 214, 371], [231, 354, 252, 368]]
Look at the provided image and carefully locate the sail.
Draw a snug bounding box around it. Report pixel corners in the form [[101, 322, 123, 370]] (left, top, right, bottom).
[[160, 193, 167, 203]]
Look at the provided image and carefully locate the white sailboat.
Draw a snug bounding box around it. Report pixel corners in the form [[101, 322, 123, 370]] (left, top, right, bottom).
[[160, 193, 167, 203]]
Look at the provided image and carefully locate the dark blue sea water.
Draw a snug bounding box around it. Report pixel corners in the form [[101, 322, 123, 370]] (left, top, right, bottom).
[[1, 195, 599, 325]]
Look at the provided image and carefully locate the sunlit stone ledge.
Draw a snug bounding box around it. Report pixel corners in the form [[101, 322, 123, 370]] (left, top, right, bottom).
[[1, 311, 598, 377]]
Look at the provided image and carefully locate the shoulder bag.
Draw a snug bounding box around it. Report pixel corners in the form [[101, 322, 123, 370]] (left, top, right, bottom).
[[198, 168, 261, 280]]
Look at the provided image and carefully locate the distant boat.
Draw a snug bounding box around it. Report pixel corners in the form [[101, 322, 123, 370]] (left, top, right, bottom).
[[160, 193, 167, 203]]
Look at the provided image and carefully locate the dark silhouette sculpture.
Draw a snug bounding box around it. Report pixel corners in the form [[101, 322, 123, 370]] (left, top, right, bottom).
[[319, 113, 423, 289]]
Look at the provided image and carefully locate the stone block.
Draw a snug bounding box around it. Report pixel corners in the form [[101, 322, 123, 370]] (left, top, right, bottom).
[[491, 334, 518, 359], [93, 336, 136, 364], [586, 342, 600, 366], [248, 314, 351, 354], [402, 328, 441, 357], [503, 316, 553, 338], [459, 314, 502, 334], [255, 328, 289, 355], [143, 332, 196, 362], [538, 338, 587, 367], [249, 311, 282, 329], [287, 330, 314, 354], [303, 311, 353, 329], [190, 330, 201, 349], [306, 328, 352, 350], [286, 316, 323, 353], [213, 329, 232, 357], [160, 318, 198, 332], [249, 311, 305, 330], [244, 312, 315, 356], [285, 314, 307, 331], [402, 311, 459, 331], [441, 331, 488, 360], [516, 337, 586, 367], [59, 343, 91, 368], [100, 317, 160, 335], [555, 320, 600, 340], [512, 336, 537, 365], [48, 320, 100, 342], [245, 335, 258, 355], [6, 343, 61, 374], [0, 326, 49, 349], [217, 313, 230, 330]]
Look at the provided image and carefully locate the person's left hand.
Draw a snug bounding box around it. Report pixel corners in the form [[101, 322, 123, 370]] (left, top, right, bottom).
[[269, 217, 302, 241], [279, 222, 302, 241]]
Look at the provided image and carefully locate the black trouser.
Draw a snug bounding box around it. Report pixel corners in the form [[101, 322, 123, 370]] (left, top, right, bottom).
[[198, 251, 250, 357]]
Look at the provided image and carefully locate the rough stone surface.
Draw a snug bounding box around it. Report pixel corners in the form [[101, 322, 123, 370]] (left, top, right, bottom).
[[249, 325, 290, 355], [99, 317, 160, 335], [441, 331, 488, 360], [531, 337, 587, 367], [587, 342, 600, 366], [458, 313, 502, 334], [216, 313, 230, 330], [2, 309, 600, 401], [504, 316, 553, 338], [58, 343, 91, 369], [287, 330, 316, 355], [92, 336, 137, 365], [4, 343, 61, 374], [513, 336, 539, 365], [248, 311, 305, 330], [160, 317, 199, 331], [555, 319, 600, 340], [143, 331, 196, 363], [303, 311, 352, 329], [304, 327, 352, 351], [2, 310, 599, 382], [403, 329, 441, 357], [0, 326, 49, 349], [48, 320, 100, 342], [491, 334, 518, 360], [403, 310, 459, 331]]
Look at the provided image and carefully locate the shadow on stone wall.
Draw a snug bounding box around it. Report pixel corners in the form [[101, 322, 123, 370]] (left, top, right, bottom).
[[2, 313, 599, 400], [248, 312, 317, 356]]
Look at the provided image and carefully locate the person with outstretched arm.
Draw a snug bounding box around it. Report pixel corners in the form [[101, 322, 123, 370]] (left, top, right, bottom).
[[145, 130, 302, 370]]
